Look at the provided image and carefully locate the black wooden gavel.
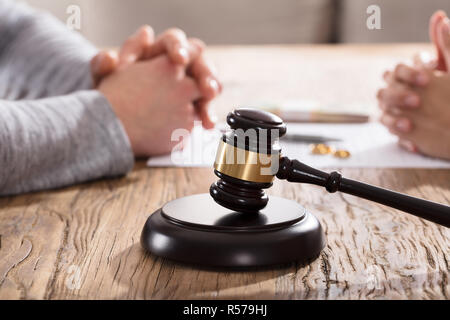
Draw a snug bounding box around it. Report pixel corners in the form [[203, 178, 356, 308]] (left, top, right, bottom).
[[210, 108, 450, 228]]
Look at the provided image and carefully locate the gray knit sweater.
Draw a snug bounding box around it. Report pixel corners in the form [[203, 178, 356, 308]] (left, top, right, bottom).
[[0, 0, 134, 196]]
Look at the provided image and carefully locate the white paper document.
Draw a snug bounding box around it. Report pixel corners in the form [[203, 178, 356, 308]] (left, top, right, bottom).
[[147, 122, 450, 169]]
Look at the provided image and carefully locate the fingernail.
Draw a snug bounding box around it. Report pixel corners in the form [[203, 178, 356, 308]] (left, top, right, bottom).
[[108, 50, 119, 59], [434, 10, 446, 19], [396, 118, 411, 132], [400, 140, 417, 152], [415, 73, 429, 86], [207, 77, 219, 93], [404, 95, 419, 108], [177, 47, 189, 61], [443, 18, 450, 33], [380, 114, 395, 126]]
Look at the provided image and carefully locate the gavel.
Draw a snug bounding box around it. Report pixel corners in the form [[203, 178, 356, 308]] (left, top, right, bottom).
[[210, 108, 450, 228]]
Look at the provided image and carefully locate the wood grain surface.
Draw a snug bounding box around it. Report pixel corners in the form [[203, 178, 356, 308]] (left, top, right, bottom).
[[0, 44, 449, 300]]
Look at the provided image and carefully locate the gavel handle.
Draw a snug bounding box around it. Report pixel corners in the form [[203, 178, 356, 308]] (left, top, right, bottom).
[[276, 157, 450, 228]]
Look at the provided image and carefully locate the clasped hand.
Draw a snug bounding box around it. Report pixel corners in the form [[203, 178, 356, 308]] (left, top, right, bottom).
[[90, 26, 222, 157], [377, 11, 450, 160]]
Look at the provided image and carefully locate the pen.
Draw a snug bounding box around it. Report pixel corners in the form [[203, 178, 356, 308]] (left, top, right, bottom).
[[264, 108, 370, 123], [282, 133, 341, 143]]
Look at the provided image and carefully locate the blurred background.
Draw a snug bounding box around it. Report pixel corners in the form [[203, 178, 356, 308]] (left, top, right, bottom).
[[24, 0, 450, 47]]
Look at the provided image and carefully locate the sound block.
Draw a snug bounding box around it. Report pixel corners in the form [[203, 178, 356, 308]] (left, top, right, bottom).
[[141, 194, 325, 267]]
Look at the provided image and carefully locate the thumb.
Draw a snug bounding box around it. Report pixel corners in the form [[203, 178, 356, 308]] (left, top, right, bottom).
[[429, 10, 447, 71], [437, 18, 450, 72], [91, 50, 119, 86]]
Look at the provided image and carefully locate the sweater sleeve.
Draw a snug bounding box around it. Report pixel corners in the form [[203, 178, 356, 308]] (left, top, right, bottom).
[[0, 0, 134, 195], [0, 91, 134, 196], [0, 0, 97, 99]]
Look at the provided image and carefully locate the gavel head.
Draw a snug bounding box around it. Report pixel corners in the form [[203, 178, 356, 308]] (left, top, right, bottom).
[[210, 108, 287, 213]]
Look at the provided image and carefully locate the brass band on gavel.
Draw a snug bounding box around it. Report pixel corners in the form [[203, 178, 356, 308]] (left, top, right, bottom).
[[213, 140, 280, 183]]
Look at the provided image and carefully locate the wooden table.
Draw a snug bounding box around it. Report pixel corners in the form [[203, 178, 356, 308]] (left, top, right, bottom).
[[0, 45, 449, 300]]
